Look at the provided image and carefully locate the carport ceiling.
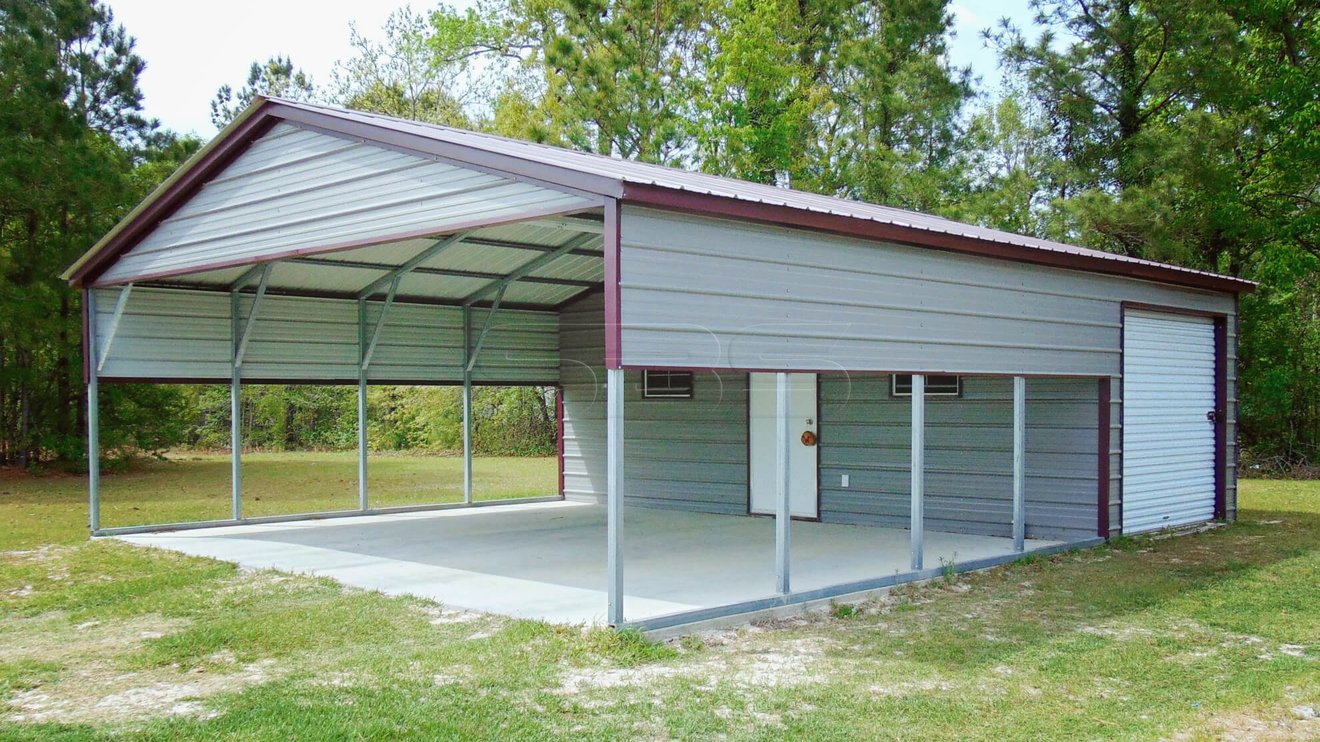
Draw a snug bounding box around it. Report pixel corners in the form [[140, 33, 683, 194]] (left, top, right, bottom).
[[142, 216, 606, 310]]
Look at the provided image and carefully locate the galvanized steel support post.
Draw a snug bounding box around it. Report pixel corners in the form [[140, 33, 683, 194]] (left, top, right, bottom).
[[1013, 376, 1026, 552], [462, 306, 473, 505], [228, 264, 271, 522], [229, 292, 242, 521], [357, 299, 369, 511], [606, 367, 625, 626], [910, 374, 925, 571], [86, 290, 100, 534], [775, 372, 792, 595]]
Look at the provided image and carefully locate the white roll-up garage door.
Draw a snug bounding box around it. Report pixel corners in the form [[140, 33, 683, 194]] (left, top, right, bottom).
[[1122, 310, 1218, 533]]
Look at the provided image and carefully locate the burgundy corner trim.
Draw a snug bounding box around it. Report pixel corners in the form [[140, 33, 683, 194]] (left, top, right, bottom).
[[603, 199, 623, 369], [621, 184, 1254, 295], [815, 373, 823, 521], [556, 384, 565, 498], [1214, 316, 1228, 520], [1117, 309, 1127, 534], [81, 289, 92, 385], [1097, 377, 1111, 538], [71, 106, 279, 287], [89, 202, 599, 289]]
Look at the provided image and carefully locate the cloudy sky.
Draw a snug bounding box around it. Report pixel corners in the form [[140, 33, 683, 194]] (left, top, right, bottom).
[[106, 1, 1035, 139]]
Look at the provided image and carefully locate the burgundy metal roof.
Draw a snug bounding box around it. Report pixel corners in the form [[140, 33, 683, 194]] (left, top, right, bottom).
[[66, 96, 1254, 293]]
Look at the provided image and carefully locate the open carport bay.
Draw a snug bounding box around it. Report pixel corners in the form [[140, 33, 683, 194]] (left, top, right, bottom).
[[116, 500, 1065, 627]]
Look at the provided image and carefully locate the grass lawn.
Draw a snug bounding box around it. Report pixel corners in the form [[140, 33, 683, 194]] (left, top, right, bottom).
[[0, 452, 557, 550], [1, 464, 1317, 740]]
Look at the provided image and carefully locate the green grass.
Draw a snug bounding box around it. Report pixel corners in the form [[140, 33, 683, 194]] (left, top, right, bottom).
[[1, 469, 1317, 740], [0, 452, 556, 550]]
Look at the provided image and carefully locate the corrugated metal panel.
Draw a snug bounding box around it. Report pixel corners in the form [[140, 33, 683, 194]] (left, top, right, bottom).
[[265, 99, 1245, 291], [93, 287, 232, 379], [819, 376, 1099, 540], [500, 281, 592, 307], [92, 286, 559, 383], [620, 207, 1234, 375], [530, 253, 604, 283], [560, 292, 608, 501], [99, 122, 595, 284], [1121, 311, 1217, 533], [558, 291, 748, 510]]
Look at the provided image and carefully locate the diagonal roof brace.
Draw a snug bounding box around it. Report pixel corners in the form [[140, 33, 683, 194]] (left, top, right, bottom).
[[229, 263, 270, 292], [96, 284, 134, 374], [357, 232, 469, 300], [466, 284, 508, 373], [233, 264, 273, 368], [360, 276, 402, 371], [461, 233, 597, 307]]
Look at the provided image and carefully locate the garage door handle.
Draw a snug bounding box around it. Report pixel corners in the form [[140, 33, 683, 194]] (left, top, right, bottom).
[[1206, 410, 1221, 423]]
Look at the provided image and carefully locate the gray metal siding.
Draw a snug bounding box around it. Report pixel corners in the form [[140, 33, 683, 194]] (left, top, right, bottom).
[[619, 206, 1240, 535], [559, 292, 608, 501], [619, 207, 1234, 376], [99, 123, 595, 284], [92, 287, 558, 383], [558, 292, 748, 511], [819, 375, 1099, 541]]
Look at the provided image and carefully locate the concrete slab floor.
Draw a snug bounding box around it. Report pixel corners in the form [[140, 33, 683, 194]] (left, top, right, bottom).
[[115, 500, 1064, 626]]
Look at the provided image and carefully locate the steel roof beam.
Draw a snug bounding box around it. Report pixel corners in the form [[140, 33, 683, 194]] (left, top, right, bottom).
[[289, 256, 596, 288], [136, 280, 596, 312]]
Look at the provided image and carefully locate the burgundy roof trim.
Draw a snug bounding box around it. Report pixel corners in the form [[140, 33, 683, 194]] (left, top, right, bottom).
[[67, 96, 1254, 296], [621, 183, 1255, 295], [69, 105, 280, 287], [275, 108, 621, 202]]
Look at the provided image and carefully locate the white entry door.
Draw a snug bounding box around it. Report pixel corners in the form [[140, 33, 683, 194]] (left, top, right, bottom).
[[1122, 310, 1218, 533], [749, 373, 818, 518]]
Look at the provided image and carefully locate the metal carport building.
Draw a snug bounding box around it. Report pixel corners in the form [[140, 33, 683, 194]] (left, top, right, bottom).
[[65, 97, 1255, 630]]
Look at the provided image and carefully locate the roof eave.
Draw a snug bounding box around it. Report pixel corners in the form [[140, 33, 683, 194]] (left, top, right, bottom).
[[620, 183, 1257, 295], [64, 97, 625, 288], [64, 97, 279, 287]]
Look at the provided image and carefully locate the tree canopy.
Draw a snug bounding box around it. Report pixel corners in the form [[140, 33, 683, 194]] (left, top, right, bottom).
[[1, 0, 1316, 469]]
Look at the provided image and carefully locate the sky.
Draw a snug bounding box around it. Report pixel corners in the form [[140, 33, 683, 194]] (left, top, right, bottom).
[[107, 0, 1036, 139]]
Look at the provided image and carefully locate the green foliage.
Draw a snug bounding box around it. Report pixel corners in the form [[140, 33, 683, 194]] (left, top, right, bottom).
[[2, 0, 1316, 469], [0, 0, 198, 468], [210, 55, 317, 129], [332, 6, 475, 126], [180, 384, 555, 456], [989, 0, 1319, 462]]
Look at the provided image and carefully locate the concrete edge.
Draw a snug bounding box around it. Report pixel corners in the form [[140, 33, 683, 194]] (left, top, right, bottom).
[[630, 537, 1106, 637], [91, 495, 565, 537]]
